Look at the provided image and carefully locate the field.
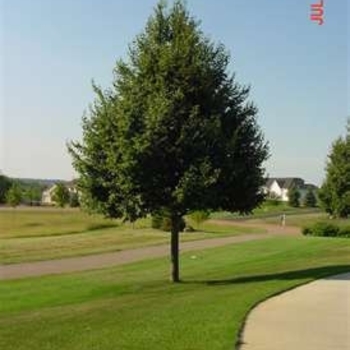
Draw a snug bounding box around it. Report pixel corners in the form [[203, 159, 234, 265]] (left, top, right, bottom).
[[251, 212, 350, 227], [211, 203, 321, 221], [1, 237, 350, 350], [1, 206, 350, 350], [0, 208, 264, 264], [212, 203, 350, 228]]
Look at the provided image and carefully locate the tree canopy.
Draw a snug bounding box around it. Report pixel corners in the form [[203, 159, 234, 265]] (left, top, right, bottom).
[[0, 175, 12, 204], [69, 1, 269, 281], [52, 183, 70, 208], [6, 183, 22, 208], [288, 187, 300, 208], [319, 120, 350, 218], [304, 188, 317, 208]]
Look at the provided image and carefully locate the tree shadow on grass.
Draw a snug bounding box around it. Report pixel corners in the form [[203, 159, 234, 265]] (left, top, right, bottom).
[[183, 265, 350, 286]]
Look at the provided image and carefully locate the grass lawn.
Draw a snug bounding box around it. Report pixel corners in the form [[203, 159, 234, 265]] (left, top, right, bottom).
[[0, 208, 264, 264], [251, 212, 350, 228], [1, 236, 350, 350], [211, 203, 321, 221], [211, 202, 350, 230]]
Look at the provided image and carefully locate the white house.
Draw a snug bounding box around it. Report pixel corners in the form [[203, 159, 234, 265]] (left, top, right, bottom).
[[41, 181, 78, 205], [263, 178, 317, 202], [41, 185, 57, 205]]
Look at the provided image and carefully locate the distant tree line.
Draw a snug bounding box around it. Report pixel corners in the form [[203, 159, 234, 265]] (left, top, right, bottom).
[[288, 187, 317, 208], [0, 175, 80, 208], [0, 175, 12, 203], [0, 175, 45, 207], [51, 183, 80, 208]]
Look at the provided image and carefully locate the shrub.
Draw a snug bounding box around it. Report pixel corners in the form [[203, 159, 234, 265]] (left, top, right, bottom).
[[339, 226, 350, 237], [302, 226, 312, 236], [302, 221, 348, 237], [312, 222, 340, 237], [151, 209, 185, 232], [189, 210, 210, 229], [160, 216, 172, 231], [151, 211, 164, 229], [184, 225, 195, 232]]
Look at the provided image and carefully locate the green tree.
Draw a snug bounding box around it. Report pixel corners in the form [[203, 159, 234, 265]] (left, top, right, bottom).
[[288, 187, 300, 207], [304, 189, 317, 207], [189, 210, 210, 229], [68, 1, 269, 282], [69, 192, 80, 208], [6, 183, 22, 208], [52, 183, 70, 208], [319, 120, 350, 218], [25, 186, 42, 206], [0, 174, 12, 204]]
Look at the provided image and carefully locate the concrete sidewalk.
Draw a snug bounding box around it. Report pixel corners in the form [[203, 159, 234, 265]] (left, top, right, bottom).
[[240, 272, 350, 350]]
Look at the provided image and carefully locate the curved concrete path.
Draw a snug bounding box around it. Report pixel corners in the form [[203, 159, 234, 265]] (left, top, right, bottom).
[[240, 272, 350, 350]]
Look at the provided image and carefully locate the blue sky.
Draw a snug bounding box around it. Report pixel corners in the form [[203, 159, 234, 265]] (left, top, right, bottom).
[[0, 0, 349, 185]]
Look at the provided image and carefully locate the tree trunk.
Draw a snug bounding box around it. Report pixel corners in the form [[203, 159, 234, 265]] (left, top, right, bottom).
[[170, 215, 180, 283]]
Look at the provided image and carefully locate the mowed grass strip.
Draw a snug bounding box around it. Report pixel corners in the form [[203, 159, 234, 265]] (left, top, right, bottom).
[[252, 212, 350, 228], [1, 237, 349, 350], [0, 208, 264, 264], [0, 208, 121, 239], [211, 204, 321, 221]]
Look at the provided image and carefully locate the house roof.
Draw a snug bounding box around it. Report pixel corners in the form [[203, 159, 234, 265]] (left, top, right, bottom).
[[43, 179, 77, 191], [43, 184, 57, 194], [265, 178, 276, 188], [266, 177, 305, 190]]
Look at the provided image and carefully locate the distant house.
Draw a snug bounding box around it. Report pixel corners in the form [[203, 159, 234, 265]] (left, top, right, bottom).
[[41, 185, 57, 205], [41, 180, 78, 205], [263, 178, 318, 202]]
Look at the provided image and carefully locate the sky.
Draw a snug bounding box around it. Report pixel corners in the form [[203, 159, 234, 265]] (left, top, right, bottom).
[[0, 0, 349, 185]]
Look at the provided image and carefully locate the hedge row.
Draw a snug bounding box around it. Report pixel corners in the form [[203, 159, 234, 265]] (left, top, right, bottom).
[[302, 221, 350, 238]]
